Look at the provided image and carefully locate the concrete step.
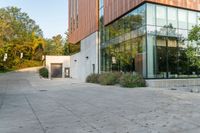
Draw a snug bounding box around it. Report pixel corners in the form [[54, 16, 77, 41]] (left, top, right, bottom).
[[146, 78, 200, 88]]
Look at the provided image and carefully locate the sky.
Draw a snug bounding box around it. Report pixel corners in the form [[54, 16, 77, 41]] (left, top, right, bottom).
[[0, 0, 68, 39]]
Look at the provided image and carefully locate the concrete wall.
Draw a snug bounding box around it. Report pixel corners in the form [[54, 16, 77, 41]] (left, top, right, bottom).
[[70, 32, 99, 81], [146, 79, 200, 88], [46, 56, 70, 78]]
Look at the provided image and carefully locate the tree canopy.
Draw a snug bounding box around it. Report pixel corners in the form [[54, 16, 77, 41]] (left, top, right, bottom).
[[0, 7, 44, 70]]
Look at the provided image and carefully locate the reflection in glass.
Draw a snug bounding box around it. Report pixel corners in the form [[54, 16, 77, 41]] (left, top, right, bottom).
[[178, 41, 188, 77], [157, 26, 167, 36], [100, 3, 200, 79], [188, 11, 197, 30], [198, 13, 200, 25], [156, 5, 167, 27], [156, 37, 167, 78], [147, 4, 155, 25], [147, 35, 156, 78], [178, 9, 187, 29], [168, 39, 178, 78], [168, 7, 177, 28], [147, 26, 156, 35]]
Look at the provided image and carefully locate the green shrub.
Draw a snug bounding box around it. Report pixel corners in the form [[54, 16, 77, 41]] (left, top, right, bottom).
[[86, 73, 99, 83], [112, 71, 123, 83], [98, 72, 120, 85], [39, 67, 48, 78], [119, 73, 146, 88]]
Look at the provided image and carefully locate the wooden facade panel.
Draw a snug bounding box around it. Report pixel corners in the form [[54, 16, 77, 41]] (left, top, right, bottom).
[[68, 0, 98, 44], [69, 0, 200, 43], [104, 0, 200, 25]]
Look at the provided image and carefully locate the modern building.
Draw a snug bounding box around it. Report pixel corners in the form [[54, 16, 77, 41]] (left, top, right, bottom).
[[68, 0, 200, 81], [45, 56, 70, 79]]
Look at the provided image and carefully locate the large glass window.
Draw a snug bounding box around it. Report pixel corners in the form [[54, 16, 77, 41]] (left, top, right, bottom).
[[101, 3, 200, 79], [198, 13, 200, 25], [147, 35, 156, 78], [188, 11, 197, 30], [156, 37, 167, 78], [168, 38, 178, 78], [147, 4, 156, 25], [129, 5, 146, 30], [167, 7, 177, 28], [156, 5, 167, 27], [138, 4, 146, 27], [178, 40, 188, 78], [129, 9, 140, 30], [124, 14, 131, 33], [178, 9, 188, 29]]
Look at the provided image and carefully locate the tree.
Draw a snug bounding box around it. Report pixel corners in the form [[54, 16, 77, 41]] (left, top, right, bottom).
[[187, 25, 200, 69], [44, 34, 64, 55], [63, 32, 80, 55], [52, 34, 62, 46], [0, 7, 44, 70], [63, 39, 70, 55]]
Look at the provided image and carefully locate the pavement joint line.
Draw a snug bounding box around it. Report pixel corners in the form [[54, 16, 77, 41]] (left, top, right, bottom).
[[24, 94, 47, 133], [44, 93, 102, 133]]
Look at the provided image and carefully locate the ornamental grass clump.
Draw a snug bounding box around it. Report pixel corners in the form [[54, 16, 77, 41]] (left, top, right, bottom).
[[86, 73, 100, 83], [98, 72, 120, 85], [119, 73, 146, 88]]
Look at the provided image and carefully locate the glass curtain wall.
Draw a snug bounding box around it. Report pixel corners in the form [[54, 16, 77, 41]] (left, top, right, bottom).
[[100, 2, 200, 79], [100, 4, 146, 76], [146, 3, 200, 78]]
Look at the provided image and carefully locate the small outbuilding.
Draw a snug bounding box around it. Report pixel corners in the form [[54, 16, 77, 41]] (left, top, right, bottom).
[[45, 56, 70, 79]]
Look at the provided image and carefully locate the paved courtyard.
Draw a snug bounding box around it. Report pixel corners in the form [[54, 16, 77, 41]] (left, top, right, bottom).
[[1, 68, 200, 133]]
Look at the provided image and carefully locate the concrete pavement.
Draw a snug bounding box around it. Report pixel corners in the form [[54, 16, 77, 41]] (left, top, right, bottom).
[[1, 68, 200, 133]]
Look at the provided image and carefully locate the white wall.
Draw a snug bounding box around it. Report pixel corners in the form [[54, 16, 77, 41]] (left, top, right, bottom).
[[70, 32, 99, 81], [46, 56, 70, 78]]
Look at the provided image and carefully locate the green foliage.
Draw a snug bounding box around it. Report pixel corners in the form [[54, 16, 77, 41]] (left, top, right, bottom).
[[12, 60, 42, 70], [0, 6, 44, 70], [187, 23, 200, 69], [188, 25, 200, 42], [185, 46, 200, 67], [39, 67, 48, 78], [119, 73, 146, 88], [63, 32, 80, 55], [68, 43, 80, 55], [98, 72, 120, 85], [106, 37, 143, 69], [44, 34, 66, 56], [86, 73, 99, 83]]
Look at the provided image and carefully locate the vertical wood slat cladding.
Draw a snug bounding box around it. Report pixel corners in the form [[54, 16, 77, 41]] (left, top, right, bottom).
[[68, 0, 98, 44], [104, 0, 200, 25]]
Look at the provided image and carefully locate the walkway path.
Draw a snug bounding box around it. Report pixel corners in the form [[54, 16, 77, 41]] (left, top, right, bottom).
[[1, 68, 200, 133]]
